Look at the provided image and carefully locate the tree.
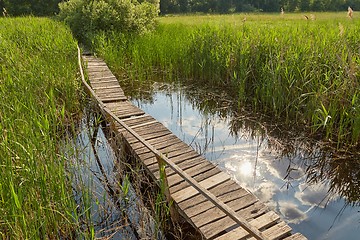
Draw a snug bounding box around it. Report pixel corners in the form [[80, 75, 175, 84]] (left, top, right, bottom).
[[299, 0, 310, 11], [58, 0, 159, 44], [2, 0, 61, 16]]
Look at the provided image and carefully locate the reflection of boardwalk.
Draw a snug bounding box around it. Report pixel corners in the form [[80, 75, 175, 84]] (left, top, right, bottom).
[[80, 53, 307, 240]]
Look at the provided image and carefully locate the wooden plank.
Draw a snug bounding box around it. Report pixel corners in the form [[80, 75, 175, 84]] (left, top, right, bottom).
[[92, 85, 123, 91], [166, 161, 215, 187], [87, 67, 111, 72], [94, 87, 124, 94], [213, 211, 280, 240], [255, 221, 292, 240], [121, 115, 156, 127], [179, 180, 241, 211], [96, 92, 126, 98], [130, 134, 178, 150], [169, 167, 222, 193], [171, 171, 230, 203], [191, 193, 258, 227], [89, 76, 119, 82], [184, 187, 250, 219], [283, 233, 308, 240], [113, 110, 145, 119], [143, 154, 203, 174], [147, 149, 201, 175], [133, 138, 182, 154], [88, 72, 114, 79], [200, 202, 269, 239]]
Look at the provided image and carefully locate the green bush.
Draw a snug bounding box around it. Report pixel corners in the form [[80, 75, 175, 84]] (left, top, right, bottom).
[[58, 0, 159, 44]]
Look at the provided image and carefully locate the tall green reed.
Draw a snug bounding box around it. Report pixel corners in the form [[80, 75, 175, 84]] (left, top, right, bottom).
[[0, 17, 83, 238], [91, 13, 359, 148]]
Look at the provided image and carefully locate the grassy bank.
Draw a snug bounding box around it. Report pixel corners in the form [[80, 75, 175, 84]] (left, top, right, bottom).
[[0, 17, 82, 238], [93, 12, 360, 149]]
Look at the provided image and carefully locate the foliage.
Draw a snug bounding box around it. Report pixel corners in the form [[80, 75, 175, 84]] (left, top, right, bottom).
[[0, 17, 82, 238], [0, 0, 61, 16], [92, 13, 360, 149], [159, 0, 360, 14], [58, 0, 159, 45]]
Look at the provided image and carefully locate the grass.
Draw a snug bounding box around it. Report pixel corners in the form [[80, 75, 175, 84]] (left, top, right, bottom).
[[0, 17, 83, 238], [92, 12, 360, 149]]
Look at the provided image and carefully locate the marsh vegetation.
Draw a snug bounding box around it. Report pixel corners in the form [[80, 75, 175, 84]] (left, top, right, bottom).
[[93, 12, 360, 151]]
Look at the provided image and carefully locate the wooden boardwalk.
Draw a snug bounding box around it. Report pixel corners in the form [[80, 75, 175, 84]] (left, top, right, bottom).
[[79, 52, 307, 240]]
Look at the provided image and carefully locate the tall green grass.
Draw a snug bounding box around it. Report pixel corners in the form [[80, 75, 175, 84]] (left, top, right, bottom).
[[93, 13, 360, 148], [0, 17, 82, 238]]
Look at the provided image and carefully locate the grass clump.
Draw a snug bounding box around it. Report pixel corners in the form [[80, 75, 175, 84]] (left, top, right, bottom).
[[92, 12, 360, 149], [0, 17, 82, 238]]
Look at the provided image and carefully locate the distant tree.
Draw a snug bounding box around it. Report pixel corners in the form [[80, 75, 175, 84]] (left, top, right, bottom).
[[262, 0, 282, 12], [2, 0, 61, 16], [312, 0, 326, 11], [179, 0, 189, 12], [217, 0, 233, 13], [299, 0, 310, 11]]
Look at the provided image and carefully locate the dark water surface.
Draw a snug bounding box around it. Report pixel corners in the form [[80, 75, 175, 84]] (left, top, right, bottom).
[[64, 110, 164, 239], [129, 83, 360, 240]]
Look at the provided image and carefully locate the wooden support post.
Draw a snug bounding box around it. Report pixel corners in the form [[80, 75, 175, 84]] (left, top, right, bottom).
[[156, 155, 180, 224]]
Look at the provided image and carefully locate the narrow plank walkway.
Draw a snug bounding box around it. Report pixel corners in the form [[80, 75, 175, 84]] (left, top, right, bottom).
[[81, 54, 307, 240]]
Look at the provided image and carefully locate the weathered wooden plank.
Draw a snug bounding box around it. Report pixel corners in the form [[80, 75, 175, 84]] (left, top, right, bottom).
[[130, 134, 179, 151], [89, 76, 119, 82], [257, 221, 292, 240], [283, 233, 308, 240], [144, 154, 204, 176], [166, 161, 215, 187], [121, 115, 156, 127], [112, 110, 144, 119], [184, 187, 250, 219], [147, 149, 202, 175], [200, 202, 268, 239], [171, 171, 230, 203], [133, 138, 182, 154], [213, 211, 280, 240], [169, 167, 222, 193], [96, 92, 126, 99], [191, 193, 258, 227], [178, 180, 241, 211], [86, 63, 108, 67], [87, 67, 112, 72], [106, 101, 142, 112], [92, 85, 123, 91], [94, 88, 124, 95], [127, 130, 172, 146], [88, 72, 114, 79]]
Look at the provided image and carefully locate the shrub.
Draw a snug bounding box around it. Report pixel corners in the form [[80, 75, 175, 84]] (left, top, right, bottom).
[[58, 0, 159, 44]]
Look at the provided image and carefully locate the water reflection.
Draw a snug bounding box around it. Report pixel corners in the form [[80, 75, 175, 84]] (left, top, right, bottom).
[[126, 82, 360, 240], [63, 107, 165, 239]]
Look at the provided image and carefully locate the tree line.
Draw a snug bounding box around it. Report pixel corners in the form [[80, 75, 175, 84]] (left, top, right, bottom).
[[1, 0, 359, 16], [160, 0, 360, 14]]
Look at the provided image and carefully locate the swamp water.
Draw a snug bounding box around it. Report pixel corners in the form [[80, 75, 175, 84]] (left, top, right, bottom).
[[127, 82, 360, 240], [64, 108, 165, 239]]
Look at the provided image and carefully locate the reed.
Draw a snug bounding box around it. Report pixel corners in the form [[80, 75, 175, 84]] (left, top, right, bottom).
[[0, 17, 83, 238], [92, 12, 360, 148]]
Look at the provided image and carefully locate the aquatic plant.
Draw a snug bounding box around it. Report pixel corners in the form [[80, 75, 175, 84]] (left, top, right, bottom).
[[92, 12, 360, 149], [0, 17, 82, 238]]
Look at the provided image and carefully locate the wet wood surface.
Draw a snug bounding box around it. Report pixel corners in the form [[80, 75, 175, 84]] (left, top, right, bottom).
[[82, 55, 308, 240]]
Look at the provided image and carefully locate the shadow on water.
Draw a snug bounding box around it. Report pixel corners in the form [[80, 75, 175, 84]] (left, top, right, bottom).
[[124, 81, 360, 240], [62, 103, 166, 239]]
